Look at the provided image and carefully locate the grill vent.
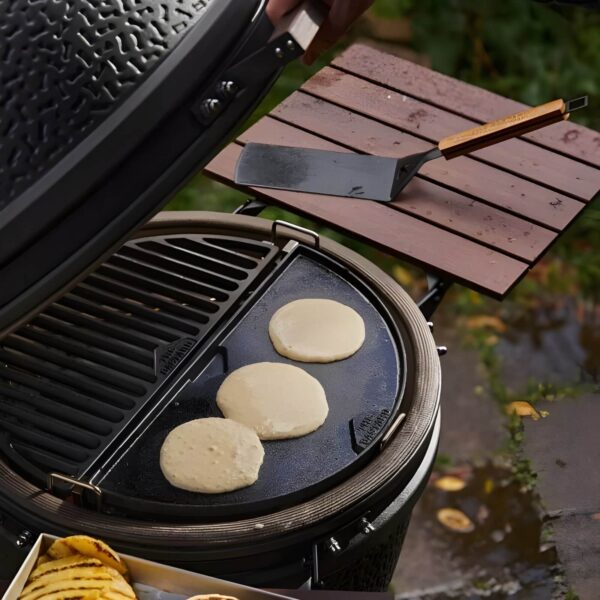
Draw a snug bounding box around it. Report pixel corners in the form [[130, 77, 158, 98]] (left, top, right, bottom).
[[0, 234, 276, 480]]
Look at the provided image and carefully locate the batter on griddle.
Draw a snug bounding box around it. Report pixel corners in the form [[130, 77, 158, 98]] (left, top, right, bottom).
[[216, 362, 328, 440], [269, 298, 366, 363], [160, 418, 264, 493]]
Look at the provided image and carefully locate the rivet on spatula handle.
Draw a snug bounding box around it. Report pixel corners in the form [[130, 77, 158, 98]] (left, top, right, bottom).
[[437, 96, 588, 160]]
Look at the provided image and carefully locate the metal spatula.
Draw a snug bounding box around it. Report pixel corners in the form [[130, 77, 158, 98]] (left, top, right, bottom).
[[235, 96, 588, 202]]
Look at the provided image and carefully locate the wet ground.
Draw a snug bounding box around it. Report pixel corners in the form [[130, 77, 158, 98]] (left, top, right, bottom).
[[395, 464, 559, 599], [390, 292, 599, 599], [498, 298, 599, 389]]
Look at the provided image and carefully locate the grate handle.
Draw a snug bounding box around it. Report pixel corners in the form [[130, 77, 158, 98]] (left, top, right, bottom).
[[271, 220, 320, 249], [48, 472, 103, 511]]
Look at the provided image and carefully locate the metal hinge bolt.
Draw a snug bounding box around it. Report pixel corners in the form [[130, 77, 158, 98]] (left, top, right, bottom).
[[437, 346, 448, 356], [360, 518, 375, 535], [427, 321, 434, 333], [216, 80, 239, 99], [326, 537, 341, 553], [199, 98, 223, 120]]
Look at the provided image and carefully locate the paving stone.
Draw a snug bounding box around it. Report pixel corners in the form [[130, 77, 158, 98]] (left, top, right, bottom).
[[436, 325, 506, 463], [523, 393, 600, 516], [392, 316, 508, 597], [497, 299, 598, 391], [392, 501, 466, 595], [551, 514, 600, 600]]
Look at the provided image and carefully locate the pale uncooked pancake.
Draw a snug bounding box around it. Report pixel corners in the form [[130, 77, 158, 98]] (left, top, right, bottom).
[[160, 418, 264, 493], [269, 299, 366, 363], [216, 362, 328, 440]]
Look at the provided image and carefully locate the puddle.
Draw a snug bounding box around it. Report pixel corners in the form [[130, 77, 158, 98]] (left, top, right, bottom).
[[498, 298, 599, 388], [394, 464, 562, 599]]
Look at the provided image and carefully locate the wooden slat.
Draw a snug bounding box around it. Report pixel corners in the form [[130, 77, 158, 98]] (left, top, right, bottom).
[[302, 68, 600, 201], [206, 143, 529, 298], [270, 92, 582, 232], [333, 44, 600, 170], [238, 117, 556, 263]]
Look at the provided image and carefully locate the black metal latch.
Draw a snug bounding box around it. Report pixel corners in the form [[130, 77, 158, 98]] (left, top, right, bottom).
[[193, 0, 325, 124]]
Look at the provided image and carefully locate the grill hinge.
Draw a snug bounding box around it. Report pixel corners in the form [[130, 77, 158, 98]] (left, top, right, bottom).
[[192, 1, 325, 125]]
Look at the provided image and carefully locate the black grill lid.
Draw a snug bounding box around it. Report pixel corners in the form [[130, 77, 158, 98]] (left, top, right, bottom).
[[0, 0, 323, 337]]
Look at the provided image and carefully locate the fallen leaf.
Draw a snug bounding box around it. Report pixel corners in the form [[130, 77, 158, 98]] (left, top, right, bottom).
[[434, 476, 466, 492], [436, 508, 475, 533], [506, 401, 540, 420], [485, 334, 499, 346], [484, 478, 494, 494], [540, 410, 550, 418], [465, 315, 507, 333], [392, 265, 413, 287]]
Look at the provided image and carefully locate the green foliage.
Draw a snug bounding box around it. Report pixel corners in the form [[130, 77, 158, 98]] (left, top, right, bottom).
[[434, 452, 454, 471], [377, 0, 600, 130]]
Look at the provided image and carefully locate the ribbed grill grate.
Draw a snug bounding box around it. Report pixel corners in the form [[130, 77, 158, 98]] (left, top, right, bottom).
[[0, 234, 276, 480]]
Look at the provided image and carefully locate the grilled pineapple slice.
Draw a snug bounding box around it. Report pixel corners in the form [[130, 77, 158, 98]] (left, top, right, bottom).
[[45, 540, 76, 561], [29, 556, 105, 581], [46, 536, 128, 578], [20, 537, 135, 600]]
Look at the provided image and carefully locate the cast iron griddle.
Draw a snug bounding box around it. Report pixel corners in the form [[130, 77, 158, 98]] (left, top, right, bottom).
[[99, 252, 404, 518]]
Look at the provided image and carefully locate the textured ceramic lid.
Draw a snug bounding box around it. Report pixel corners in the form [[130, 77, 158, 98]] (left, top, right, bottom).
[[0, 0, 269, 335]]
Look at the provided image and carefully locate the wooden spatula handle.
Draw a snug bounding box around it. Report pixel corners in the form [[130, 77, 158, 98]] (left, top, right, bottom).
[[438, 99, 568, 159]]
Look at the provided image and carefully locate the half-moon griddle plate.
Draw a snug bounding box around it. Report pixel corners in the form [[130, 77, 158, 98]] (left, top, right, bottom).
[[99, 252, 404, 519]]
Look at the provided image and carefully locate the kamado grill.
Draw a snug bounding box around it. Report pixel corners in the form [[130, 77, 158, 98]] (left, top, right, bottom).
[[0, 0, 441, 591], [0, 211, 441, 590]]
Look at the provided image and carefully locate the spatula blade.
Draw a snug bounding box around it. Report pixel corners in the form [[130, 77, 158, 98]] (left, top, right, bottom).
[[235, 143, 401, 202]]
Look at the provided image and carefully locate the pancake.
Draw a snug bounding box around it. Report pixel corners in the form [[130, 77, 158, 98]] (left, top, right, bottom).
[[160, 418, 264, 493], [216, 362, 328, 440], [269, 299, 365, 363]]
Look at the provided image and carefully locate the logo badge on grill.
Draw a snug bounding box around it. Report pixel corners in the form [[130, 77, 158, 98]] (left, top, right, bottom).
[[350, 409, 392, 454], [158, 338, 196, 377]]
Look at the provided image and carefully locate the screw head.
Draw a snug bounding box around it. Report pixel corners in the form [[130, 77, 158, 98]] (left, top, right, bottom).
[[326, 537, 341, 553], [218, 80, 238, 98], [274, 47, 285, 59], [286, 39, 296, 52], [437, 346, 448, 356], [200, 98, 222, 119]]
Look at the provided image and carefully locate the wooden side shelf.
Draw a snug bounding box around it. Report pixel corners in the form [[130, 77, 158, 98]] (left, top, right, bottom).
[[206, 44, 600, 299]]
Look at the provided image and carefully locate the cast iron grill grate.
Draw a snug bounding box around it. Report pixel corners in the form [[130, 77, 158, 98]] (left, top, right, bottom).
[[0, 234, 277, 480]]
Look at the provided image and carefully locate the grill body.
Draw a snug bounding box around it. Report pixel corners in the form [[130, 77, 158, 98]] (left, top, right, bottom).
[[0, 212, 441, 591]]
